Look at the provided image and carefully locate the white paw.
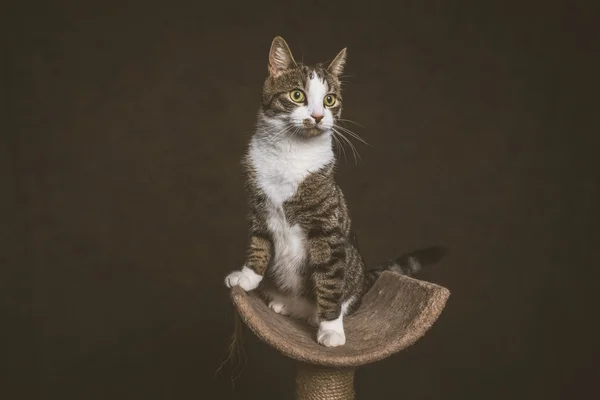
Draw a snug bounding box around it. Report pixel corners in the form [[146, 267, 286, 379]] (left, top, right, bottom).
[[317, 329, 346, 347], [317, 315, 345, 347], [224, 266, 263, 291], [268, 301, 291, 316]]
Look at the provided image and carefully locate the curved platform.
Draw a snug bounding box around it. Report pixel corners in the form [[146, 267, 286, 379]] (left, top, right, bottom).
[[230, 271, 450, 368]]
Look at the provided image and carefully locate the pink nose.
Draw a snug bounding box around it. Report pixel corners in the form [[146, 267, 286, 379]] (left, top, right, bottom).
[[312, 113, 324, 123]]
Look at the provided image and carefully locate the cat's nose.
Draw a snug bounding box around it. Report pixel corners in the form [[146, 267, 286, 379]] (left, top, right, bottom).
[[311, 113, 324, 124]]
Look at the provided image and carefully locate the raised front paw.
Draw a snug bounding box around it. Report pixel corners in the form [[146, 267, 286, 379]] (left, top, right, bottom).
[[224, 266, 263, 291], [317, 329, 346, 347]]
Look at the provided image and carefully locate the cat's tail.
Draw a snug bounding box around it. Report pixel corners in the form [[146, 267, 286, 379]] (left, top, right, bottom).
[[364, 245, 448, 291]]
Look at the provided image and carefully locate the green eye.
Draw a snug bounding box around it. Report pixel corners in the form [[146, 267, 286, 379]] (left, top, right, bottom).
[[290, 90, 305, 103], [323, 94, 336, 107]]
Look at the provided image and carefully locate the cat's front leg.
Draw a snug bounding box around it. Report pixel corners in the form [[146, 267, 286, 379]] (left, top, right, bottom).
[[225, 266, 263, 291], [225, 233, 271, 291], [309, 239, 347, 347], [313, 268, 346, 347]]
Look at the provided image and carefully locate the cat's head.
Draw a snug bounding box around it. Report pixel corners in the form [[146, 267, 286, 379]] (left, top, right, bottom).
[[259, 36, 346, 138]]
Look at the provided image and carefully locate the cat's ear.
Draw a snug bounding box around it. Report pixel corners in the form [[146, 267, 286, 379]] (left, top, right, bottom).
[[268, 36, 297, 77], [327, 48, 347, 77]]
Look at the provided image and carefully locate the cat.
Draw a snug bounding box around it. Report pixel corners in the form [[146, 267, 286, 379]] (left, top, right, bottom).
[[224, 36, 446, 347]]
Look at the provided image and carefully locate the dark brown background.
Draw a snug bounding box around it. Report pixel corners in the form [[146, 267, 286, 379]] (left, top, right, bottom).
[[3, 1, 598, 399]]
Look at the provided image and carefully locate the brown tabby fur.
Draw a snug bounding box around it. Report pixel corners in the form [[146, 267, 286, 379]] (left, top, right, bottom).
[[240, 37, 446, 323]]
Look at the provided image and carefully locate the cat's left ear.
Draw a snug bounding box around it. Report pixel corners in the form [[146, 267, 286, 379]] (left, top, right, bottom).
[[327, 48, 347, 77], [269, 36, 297, 77]]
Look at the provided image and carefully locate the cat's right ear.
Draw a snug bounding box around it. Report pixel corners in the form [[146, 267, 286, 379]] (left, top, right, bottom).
[[327, 48, 347, 77], [268, 36, 297, 77]]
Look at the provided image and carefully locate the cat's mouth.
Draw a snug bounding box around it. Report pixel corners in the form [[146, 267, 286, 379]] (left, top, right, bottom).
[[289, 119, 329, 137], [303, 127, 324, 137], [299, 122, 327, 137], [300, 118, 327, 136]]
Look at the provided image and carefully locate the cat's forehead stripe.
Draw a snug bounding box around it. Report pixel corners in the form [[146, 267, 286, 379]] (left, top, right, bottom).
[[307, 70, 327, 113], [308, 69, 328, 85], [307, 69, 328, 91]]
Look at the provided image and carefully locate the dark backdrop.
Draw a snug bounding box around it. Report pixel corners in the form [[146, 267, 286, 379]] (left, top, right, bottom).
[[3, 1, 598, 399]]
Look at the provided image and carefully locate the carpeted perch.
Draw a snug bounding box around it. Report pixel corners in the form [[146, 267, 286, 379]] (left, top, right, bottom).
[[230, 271, 450, 399]]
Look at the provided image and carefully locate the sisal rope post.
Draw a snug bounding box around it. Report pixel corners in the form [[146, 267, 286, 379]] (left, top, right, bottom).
[[295, 363, 355, 400], [230, 271, 450, 398]]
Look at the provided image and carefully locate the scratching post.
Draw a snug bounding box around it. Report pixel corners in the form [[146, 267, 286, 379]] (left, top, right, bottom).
[[295, 364, 355, 400], [230, 271, 450, 399]]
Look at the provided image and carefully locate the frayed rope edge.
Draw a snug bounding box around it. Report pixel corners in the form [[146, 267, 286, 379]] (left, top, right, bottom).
[[215, 311, 247, 390]]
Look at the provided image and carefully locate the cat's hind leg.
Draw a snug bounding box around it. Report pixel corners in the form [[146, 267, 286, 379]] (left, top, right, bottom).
[[268, 299, 291, 316], [266, 293, 317, 322]]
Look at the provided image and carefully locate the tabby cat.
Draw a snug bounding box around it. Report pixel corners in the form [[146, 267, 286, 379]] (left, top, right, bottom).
[[225, 37, 446, 347]]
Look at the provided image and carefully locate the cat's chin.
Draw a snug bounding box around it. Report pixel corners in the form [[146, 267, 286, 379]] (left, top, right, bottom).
[[298, 127, 328, 138]]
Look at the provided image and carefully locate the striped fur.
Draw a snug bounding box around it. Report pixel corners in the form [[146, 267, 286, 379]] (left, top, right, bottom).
[[225, 37, 446, 347]]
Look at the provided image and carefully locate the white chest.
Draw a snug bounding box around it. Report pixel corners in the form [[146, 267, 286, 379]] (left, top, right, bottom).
[[248, 135, 333, 293], [249, 134, 334, 207]]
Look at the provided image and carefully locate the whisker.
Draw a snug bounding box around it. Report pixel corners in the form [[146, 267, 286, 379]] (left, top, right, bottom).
[[339, 132, 360, 166], [334, 123, 370, 146], [331, 131, 348, 164], [337, 118, 365, 128], [334, 123, 366, 140], [333, 127, 362, 165], [264, 123, 296, 145]]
